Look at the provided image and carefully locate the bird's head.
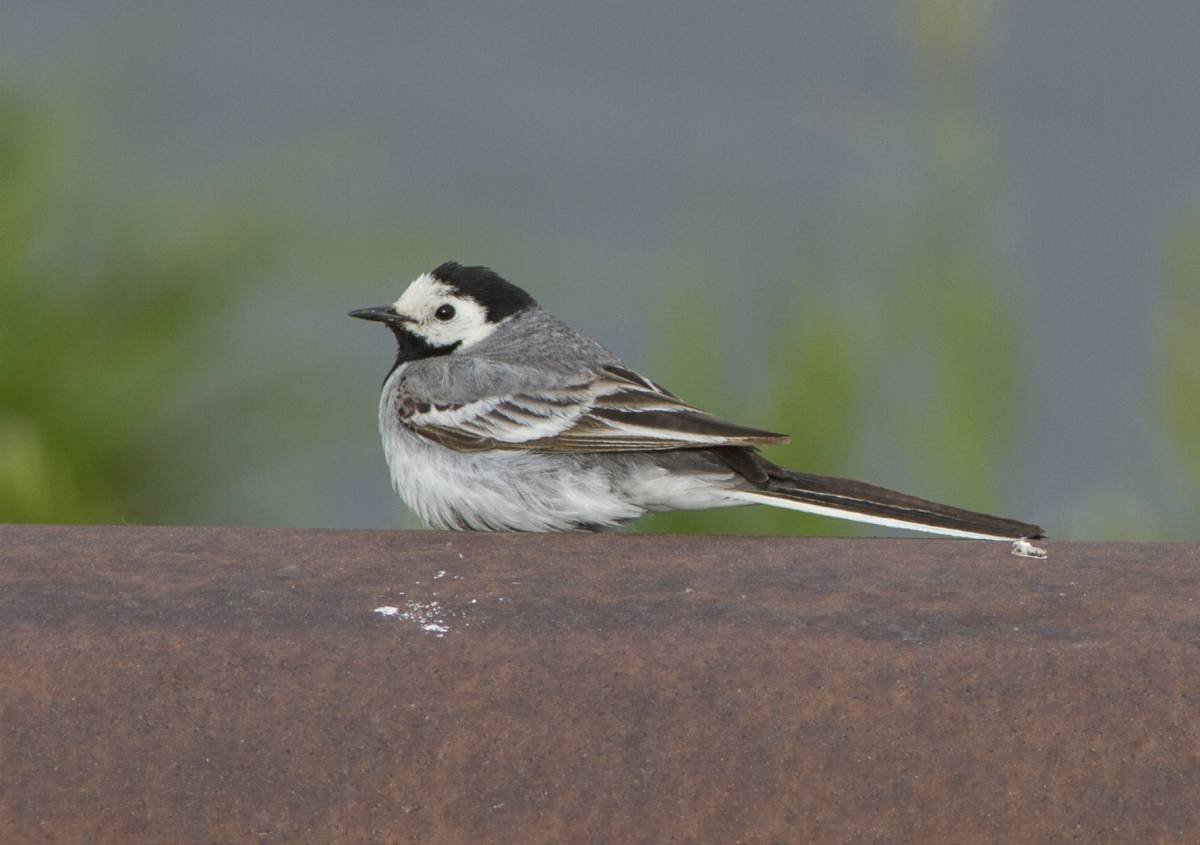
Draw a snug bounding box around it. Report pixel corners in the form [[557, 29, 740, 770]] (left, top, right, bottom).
[[350, 261, 537, 361]]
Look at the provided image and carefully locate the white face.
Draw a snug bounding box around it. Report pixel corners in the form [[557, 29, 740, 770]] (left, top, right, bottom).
[[391, 273, 497, 351]]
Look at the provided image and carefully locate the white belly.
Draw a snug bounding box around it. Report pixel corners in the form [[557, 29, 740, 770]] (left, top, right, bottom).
[[380, 422, 646, 530]]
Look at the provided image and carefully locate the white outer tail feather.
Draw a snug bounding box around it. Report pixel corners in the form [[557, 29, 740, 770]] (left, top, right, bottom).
[[727, 490, 1022, 543]]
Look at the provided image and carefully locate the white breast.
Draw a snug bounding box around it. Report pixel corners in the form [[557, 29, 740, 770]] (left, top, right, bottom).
[[376, 367, 645, 530]]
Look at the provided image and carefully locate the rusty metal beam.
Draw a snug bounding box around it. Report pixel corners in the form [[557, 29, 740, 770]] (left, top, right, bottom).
[[1, 525, 1198, 842]]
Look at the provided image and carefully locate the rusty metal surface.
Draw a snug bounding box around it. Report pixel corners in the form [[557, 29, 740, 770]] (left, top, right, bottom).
[[1, 526, 1198, 843]]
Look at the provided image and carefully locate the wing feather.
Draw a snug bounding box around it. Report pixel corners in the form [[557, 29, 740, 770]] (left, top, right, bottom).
[[395, 364, 788, 453]]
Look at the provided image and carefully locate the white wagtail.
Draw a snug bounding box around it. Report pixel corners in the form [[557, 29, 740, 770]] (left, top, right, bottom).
[[351, 262, 1045, 555]]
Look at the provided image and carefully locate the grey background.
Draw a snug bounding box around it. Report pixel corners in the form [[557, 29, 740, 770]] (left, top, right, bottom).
[[3, 1, 1197, 536]]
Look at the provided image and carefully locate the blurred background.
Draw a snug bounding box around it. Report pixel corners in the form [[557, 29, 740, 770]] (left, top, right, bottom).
[[1, 0, 1197, 538]]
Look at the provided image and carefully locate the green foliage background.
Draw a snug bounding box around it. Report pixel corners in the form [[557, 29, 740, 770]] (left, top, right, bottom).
[[0, 89, 268, 523]]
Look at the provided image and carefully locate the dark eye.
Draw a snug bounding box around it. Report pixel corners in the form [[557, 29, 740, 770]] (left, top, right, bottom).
[[434, 304, 456, 321]]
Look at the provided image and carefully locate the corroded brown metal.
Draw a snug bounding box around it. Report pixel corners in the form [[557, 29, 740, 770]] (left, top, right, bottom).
[[1, 526, 1198, 843]]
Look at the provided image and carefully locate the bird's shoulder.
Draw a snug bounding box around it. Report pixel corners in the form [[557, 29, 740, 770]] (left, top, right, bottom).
[[474, 307, 622, 368], [395, 307, 622, 405]]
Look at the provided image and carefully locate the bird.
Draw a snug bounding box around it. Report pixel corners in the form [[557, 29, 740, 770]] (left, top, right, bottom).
[[351, 261, 1045, 555]]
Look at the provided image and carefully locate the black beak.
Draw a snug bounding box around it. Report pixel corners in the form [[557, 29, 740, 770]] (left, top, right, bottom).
[[348, 306, 415, 326]]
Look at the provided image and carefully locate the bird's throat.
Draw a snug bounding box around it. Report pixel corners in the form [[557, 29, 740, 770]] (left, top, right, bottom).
[[385, 327, 460, 382]]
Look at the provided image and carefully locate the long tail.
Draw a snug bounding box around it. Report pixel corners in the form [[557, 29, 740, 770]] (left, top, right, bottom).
[[726, 466, 1043, 542]]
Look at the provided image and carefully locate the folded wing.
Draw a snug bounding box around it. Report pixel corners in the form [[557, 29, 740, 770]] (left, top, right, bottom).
[[397, 364, 789, 453]]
